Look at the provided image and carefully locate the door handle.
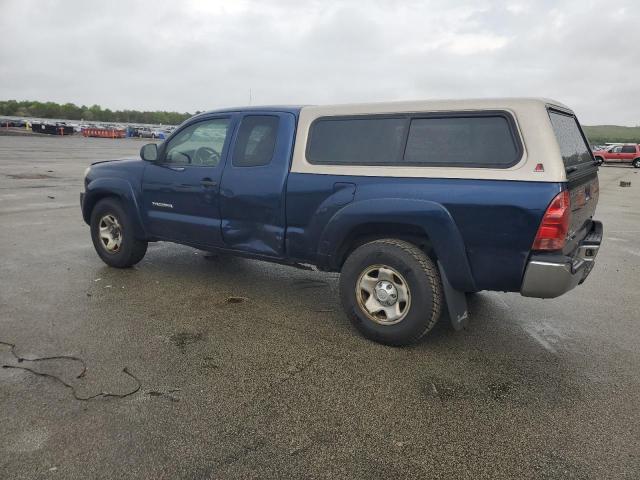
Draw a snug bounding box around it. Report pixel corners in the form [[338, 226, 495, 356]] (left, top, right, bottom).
[[201, 178, 218, 188]]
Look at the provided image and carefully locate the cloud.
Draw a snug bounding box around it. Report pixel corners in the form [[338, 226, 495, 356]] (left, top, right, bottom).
[[444, 33, 510, 55], [1, 0, 639, 125]]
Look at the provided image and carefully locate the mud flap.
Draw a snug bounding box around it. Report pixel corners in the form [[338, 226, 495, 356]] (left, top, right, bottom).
[[438, 261, 469, 331]]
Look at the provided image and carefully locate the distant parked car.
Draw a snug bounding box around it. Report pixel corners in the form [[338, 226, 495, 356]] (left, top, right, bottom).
[[31, 122, 74, 135], [137, 128, 155, 139], [152, 129, 171, 139], [1, 119, 25, 128], [593, 144, 640, 168]]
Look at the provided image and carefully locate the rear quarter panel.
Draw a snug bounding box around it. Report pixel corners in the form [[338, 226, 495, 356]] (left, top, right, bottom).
[[286, 174, 562, 292]]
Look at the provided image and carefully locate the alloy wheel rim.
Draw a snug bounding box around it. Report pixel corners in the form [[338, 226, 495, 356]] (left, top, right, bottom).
[[98, 214, 123, 253], [356, 264, 411, 325]]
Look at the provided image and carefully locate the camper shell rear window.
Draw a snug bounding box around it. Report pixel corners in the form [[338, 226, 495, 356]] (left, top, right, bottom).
[[548, 109, 594, 169]]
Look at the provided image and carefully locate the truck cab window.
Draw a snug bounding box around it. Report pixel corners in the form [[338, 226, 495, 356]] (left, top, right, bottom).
[[232, 116, 280, 167], [164, 118, 230, 166]]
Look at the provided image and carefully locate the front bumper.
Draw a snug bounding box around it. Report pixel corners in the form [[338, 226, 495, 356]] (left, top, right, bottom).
[[80, 192, 90, 225], [521, 221, 602, 299]]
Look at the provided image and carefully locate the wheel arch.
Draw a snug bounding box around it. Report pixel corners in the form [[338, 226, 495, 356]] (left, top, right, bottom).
[[335, 222, 434, 267], [318, 198, 477, 292], [82, 178, 147, 239]]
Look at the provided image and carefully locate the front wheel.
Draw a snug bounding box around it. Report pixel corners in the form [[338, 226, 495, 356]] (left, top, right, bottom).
[[339, 239, 443, 346], [595, 156, 604, 166], [90, 197, 148, 268], [633, 158, 640, 168]]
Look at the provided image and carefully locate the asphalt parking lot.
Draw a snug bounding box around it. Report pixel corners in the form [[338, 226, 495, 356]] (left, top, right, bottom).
[[1, 134, 639, 479]]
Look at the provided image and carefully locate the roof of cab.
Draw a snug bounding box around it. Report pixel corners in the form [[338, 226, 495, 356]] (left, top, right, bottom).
[[192, 106, 304, 119]]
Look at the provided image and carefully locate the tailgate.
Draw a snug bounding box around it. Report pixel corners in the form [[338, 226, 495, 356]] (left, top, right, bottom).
[[565, 171, 599, 253], [547, 108, 599, 254]]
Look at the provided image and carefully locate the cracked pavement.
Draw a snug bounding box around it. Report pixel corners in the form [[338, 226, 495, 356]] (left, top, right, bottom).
[[1, 135, 639, 479]]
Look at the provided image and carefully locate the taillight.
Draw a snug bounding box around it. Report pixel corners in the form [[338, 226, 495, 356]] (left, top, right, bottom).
[[532, 190, 571, 251]]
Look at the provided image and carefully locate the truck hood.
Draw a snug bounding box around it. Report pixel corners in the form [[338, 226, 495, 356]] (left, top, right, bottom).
[[91, 158, 141, 166], [85, 158, 147, 186]]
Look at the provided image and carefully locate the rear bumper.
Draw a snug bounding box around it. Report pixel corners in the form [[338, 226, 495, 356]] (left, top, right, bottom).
[[521, 220, 602, 299]]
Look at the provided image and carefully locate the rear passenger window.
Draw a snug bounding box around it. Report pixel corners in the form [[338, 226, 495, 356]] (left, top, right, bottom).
[[621, 145, 636, 153], [404, 116, 519, 167], [307, 117, 407, 164], [232, 116, 279, 167]]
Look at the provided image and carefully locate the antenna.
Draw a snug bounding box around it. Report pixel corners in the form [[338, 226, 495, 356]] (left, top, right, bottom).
[[249, 88, 252, 106]]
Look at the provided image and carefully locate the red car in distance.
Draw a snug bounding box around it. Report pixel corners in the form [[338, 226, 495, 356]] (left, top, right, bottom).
[[593, 144, 640, 168]]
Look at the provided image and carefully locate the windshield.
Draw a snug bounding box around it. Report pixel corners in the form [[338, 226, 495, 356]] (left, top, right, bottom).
[[548, 110, 593, 169]]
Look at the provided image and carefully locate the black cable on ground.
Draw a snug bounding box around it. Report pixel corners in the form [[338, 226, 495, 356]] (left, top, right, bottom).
[[0, 340, 87, 378], [0, 340, 141, 401]]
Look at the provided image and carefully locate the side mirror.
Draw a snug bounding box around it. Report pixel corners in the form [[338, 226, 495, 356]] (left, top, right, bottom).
[[140, 143, 158, 162]]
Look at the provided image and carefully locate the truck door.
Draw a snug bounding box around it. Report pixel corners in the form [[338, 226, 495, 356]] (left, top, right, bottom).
[[620, 144, 637, 163], [219, 112, 296, 256], [608, 145, 623, 163], [141, 115, 234, 247]]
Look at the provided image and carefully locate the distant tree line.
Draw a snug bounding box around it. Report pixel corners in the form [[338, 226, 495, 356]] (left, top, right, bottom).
[[0, 100, 194, 125], [582, 125, 640, 145]]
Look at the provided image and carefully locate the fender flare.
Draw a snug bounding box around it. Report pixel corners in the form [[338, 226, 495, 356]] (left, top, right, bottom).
[[82, 177, 147, 239], [317, 198, 476, 292]]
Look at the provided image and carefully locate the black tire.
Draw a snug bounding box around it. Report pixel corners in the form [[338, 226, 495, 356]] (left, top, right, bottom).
[[595, 156, 604, 166], [633, 158, 640, 168], [90, 197, 147, 268], [339, 239, 443, 346]]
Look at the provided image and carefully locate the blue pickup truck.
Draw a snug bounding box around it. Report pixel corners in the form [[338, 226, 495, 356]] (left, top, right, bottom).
[[81, 98, 602, 345]]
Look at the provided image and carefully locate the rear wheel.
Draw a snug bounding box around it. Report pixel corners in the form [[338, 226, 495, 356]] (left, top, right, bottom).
[[90, 198, 147, 268], [633, 158, 640, 168], [339, 239, 442, 346]]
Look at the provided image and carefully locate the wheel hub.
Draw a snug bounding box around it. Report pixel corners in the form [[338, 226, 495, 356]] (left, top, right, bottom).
[[98, 214, 123, 253], [374, 280, 398, 306], [355, 264, 411, 325]]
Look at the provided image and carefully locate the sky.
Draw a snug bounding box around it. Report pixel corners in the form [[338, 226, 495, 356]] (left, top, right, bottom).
[[1, 0, 638, 125]]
